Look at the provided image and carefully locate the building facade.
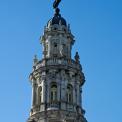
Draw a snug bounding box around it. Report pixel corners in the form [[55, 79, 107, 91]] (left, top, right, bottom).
[[27, 4, 87, 122]]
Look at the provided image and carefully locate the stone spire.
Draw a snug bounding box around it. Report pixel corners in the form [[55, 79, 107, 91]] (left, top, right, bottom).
[[27, 1, 87, 122]]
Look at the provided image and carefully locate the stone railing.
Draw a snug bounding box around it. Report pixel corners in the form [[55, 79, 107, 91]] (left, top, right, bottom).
[[30, 105, 40, 115], [35, 58, 81, 70], [30, 103, 46, 115], [47, 101, 60, 110], [30, 102, 82, 114]]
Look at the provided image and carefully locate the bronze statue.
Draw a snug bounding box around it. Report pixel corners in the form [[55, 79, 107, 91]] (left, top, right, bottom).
[[53, 0, 61, 9]]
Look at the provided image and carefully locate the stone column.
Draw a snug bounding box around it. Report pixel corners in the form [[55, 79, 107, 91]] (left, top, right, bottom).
[[77, 83, 80, 106], [60, 70, 66, 110], [42, 75, 47, 110], [32, 80, 36, 107], [80, 87, 82, 105], [48, 37, 51, 57], [74, 81, 77, 104], [57, 81, 60, 101]]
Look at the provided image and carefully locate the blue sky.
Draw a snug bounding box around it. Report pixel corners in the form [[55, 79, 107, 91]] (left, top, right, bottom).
[[0, 0, 122, 122]]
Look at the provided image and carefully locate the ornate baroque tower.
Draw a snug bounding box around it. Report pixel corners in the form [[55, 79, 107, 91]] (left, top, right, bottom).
[[27, 1, 87, 122]]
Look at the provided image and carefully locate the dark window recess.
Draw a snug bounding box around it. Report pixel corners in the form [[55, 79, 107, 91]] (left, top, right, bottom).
[[54, 43, 57, 47], [54, 28, 57, 30]]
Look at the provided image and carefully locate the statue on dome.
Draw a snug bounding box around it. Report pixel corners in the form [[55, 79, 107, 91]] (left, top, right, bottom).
[[53, 0, 61, 9]]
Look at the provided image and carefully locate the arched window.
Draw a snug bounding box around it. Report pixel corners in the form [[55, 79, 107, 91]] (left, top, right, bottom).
[[38, 86, 42, 104], [67, 84, 73, 103], [50, 83, 57, 102]]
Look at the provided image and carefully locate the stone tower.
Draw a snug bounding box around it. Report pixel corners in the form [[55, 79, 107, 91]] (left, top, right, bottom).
[[27, 1, 87, 122]]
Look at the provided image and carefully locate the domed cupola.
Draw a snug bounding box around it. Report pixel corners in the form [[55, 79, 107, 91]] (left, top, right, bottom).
[[47, 8, 68, 29], [47, 15, 67, 27]]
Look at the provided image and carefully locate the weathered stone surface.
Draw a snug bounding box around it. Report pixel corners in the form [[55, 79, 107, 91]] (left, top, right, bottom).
[[27, 9, 87, 122]]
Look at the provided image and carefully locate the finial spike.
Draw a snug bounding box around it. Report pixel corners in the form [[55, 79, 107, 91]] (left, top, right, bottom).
[[75, 52, 80, 63]]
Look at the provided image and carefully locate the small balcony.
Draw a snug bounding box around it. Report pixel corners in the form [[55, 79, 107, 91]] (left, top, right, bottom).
[[47, 101, 60, 110]]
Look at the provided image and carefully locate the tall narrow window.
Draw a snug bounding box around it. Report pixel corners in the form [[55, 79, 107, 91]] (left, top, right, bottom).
[[54, 42, 57, 47], [38, 86, 42, 104], [50, 83, 57, 102], [53, 42, 58, 57], [67, 84, 73, 103]]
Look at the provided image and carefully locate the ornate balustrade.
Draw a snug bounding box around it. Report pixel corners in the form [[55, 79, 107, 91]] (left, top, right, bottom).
[[34, 58, 81, 70], [47, 101, 60, 110]]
